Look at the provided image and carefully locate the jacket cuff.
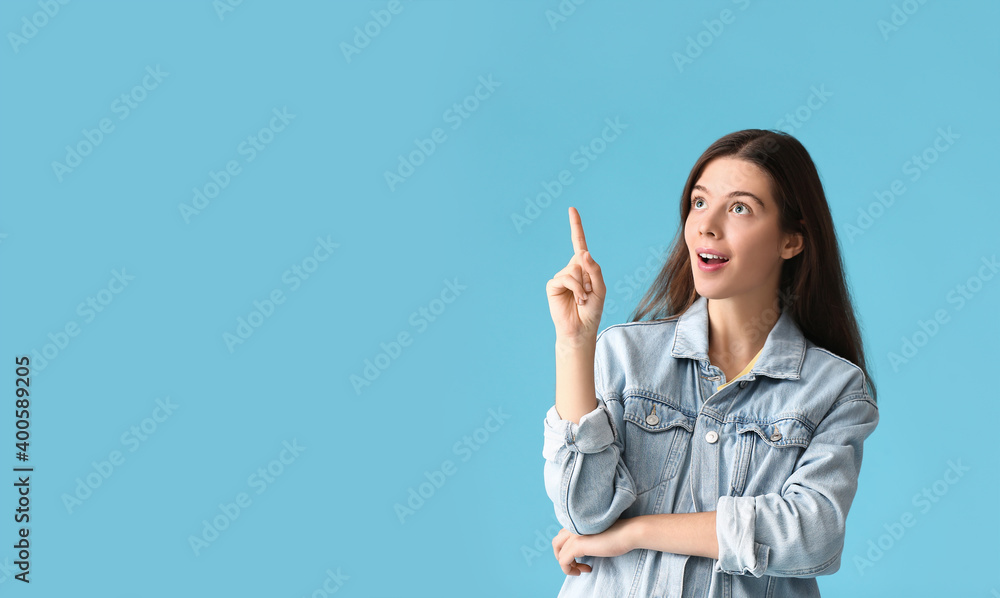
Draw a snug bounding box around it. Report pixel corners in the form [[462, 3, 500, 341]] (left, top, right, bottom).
[[542, 401, 614, 459], [715, 495, 770, 577]]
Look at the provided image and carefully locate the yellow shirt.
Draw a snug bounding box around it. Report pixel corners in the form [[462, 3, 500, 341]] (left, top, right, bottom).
[[717, 346, 764, 390]]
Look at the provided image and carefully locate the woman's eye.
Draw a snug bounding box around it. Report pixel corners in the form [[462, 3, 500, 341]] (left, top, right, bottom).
[[691, 198, 750, 214]]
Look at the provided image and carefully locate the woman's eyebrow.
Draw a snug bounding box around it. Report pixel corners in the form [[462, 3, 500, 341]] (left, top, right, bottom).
[[692, 184, 766, 210]]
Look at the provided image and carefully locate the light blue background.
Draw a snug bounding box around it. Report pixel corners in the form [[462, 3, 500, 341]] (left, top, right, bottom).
[[1, 1, 997, 596]]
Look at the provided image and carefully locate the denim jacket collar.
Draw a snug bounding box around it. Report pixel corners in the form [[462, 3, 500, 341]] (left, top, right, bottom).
[[669, 294, 807, 381]]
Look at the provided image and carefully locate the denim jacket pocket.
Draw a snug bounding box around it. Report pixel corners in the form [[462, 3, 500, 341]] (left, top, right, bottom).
[[622, 394, 695, 496], [729, 415, 814, 497]]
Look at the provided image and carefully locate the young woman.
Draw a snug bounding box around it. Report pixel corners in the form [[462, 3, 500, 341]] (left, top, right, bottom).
[[542, 129, 879, 597]]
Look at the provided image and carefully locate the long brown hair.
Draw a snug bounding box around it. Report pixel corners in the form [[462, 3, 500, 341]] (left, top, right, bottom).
[[629, 129, 877, 402]]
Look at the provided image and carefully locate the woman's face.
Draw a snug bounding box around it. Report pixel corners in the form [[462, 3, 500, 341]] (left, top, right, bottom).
[[683, 156, 801, 302]]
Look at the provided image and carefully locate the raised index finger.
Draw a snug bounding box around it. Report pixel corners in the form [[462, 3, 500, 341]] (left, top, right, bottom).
[[569, 207, 588, 255]]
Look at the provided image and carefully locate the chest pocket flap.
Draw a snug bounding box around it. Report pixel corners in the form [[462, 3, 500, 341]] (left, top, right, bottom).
[[729, 414, 815, 497], [735, 415, 814, 449], [623, 395, 695, 433]]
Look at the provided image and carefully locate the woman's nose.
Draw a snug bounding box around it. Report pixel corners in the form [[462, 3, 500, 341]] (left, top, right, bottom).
[[699, 209, 722, 237]]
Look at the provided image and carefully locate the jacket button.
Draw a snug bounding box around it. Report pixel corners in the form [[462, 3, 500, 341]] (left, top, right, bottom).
[[770, 430, 782, 441], [739, 380, 749, 388], [645, 413, 659, 426], [705, 430, 719, 444]]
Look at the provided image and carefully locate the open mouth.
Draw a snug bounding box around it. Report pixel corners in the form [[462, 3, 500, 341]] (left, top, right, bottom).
[[698, 253, 730, 265]]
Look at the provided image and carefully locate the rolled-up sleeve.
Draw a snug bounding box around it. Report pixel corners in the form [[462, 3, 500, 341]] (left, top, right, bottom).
[[542, 401, 615, 457], [541, 335, 636, 535], [715, 394, 879, 577]]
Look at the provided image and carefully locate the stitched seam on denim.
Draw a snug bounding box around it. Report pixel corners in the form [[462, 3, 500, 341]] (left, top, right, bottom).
[[649, 458, 671, 509], [627, 548, 649, 598], [601, 393, 624, 406], [737, 430, 811, 446], [563, 451, 580, 535], [601, 402, 617, 453], [699, 404, 728, 422], [812, 346, 871, 397], [597, 318, 677, 345], [662, 428, 687, 480], [604, 319, 679, 331], [731, 433, 754, 496], [768, 546, 839, 576], [635, 484, 661, 498], [621, 389, 697, 420], [831, 393, 877, 411], [736, 426, 812, 448], [754, 541, 770, 577], [726, 411, 816, 431], [748, 370, 799, 381], [612, 443, 638, 504], [623, 412, 694, 434]]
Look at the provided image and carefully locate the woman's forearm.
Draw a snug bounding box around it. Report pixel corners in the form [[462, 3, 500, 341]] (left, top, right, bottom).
[[553, 337, 597, 424], [627, 512, 720, 560]]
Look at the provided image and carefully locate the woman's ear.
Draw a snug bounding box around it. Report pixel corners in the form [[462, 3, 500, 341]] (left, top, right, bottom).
[[781, 227, 805, 260]]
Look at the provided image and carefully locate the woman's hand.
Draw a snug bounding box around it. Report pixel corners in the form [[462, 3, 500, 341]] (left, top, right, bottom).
[[551, 518, 639, 576], [545, 207, 607, 344]]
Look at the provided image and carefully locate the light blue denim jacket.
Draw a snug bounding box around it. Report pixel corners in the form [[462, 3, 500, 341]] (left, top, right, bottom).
[[542, 295, 879, 597]]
